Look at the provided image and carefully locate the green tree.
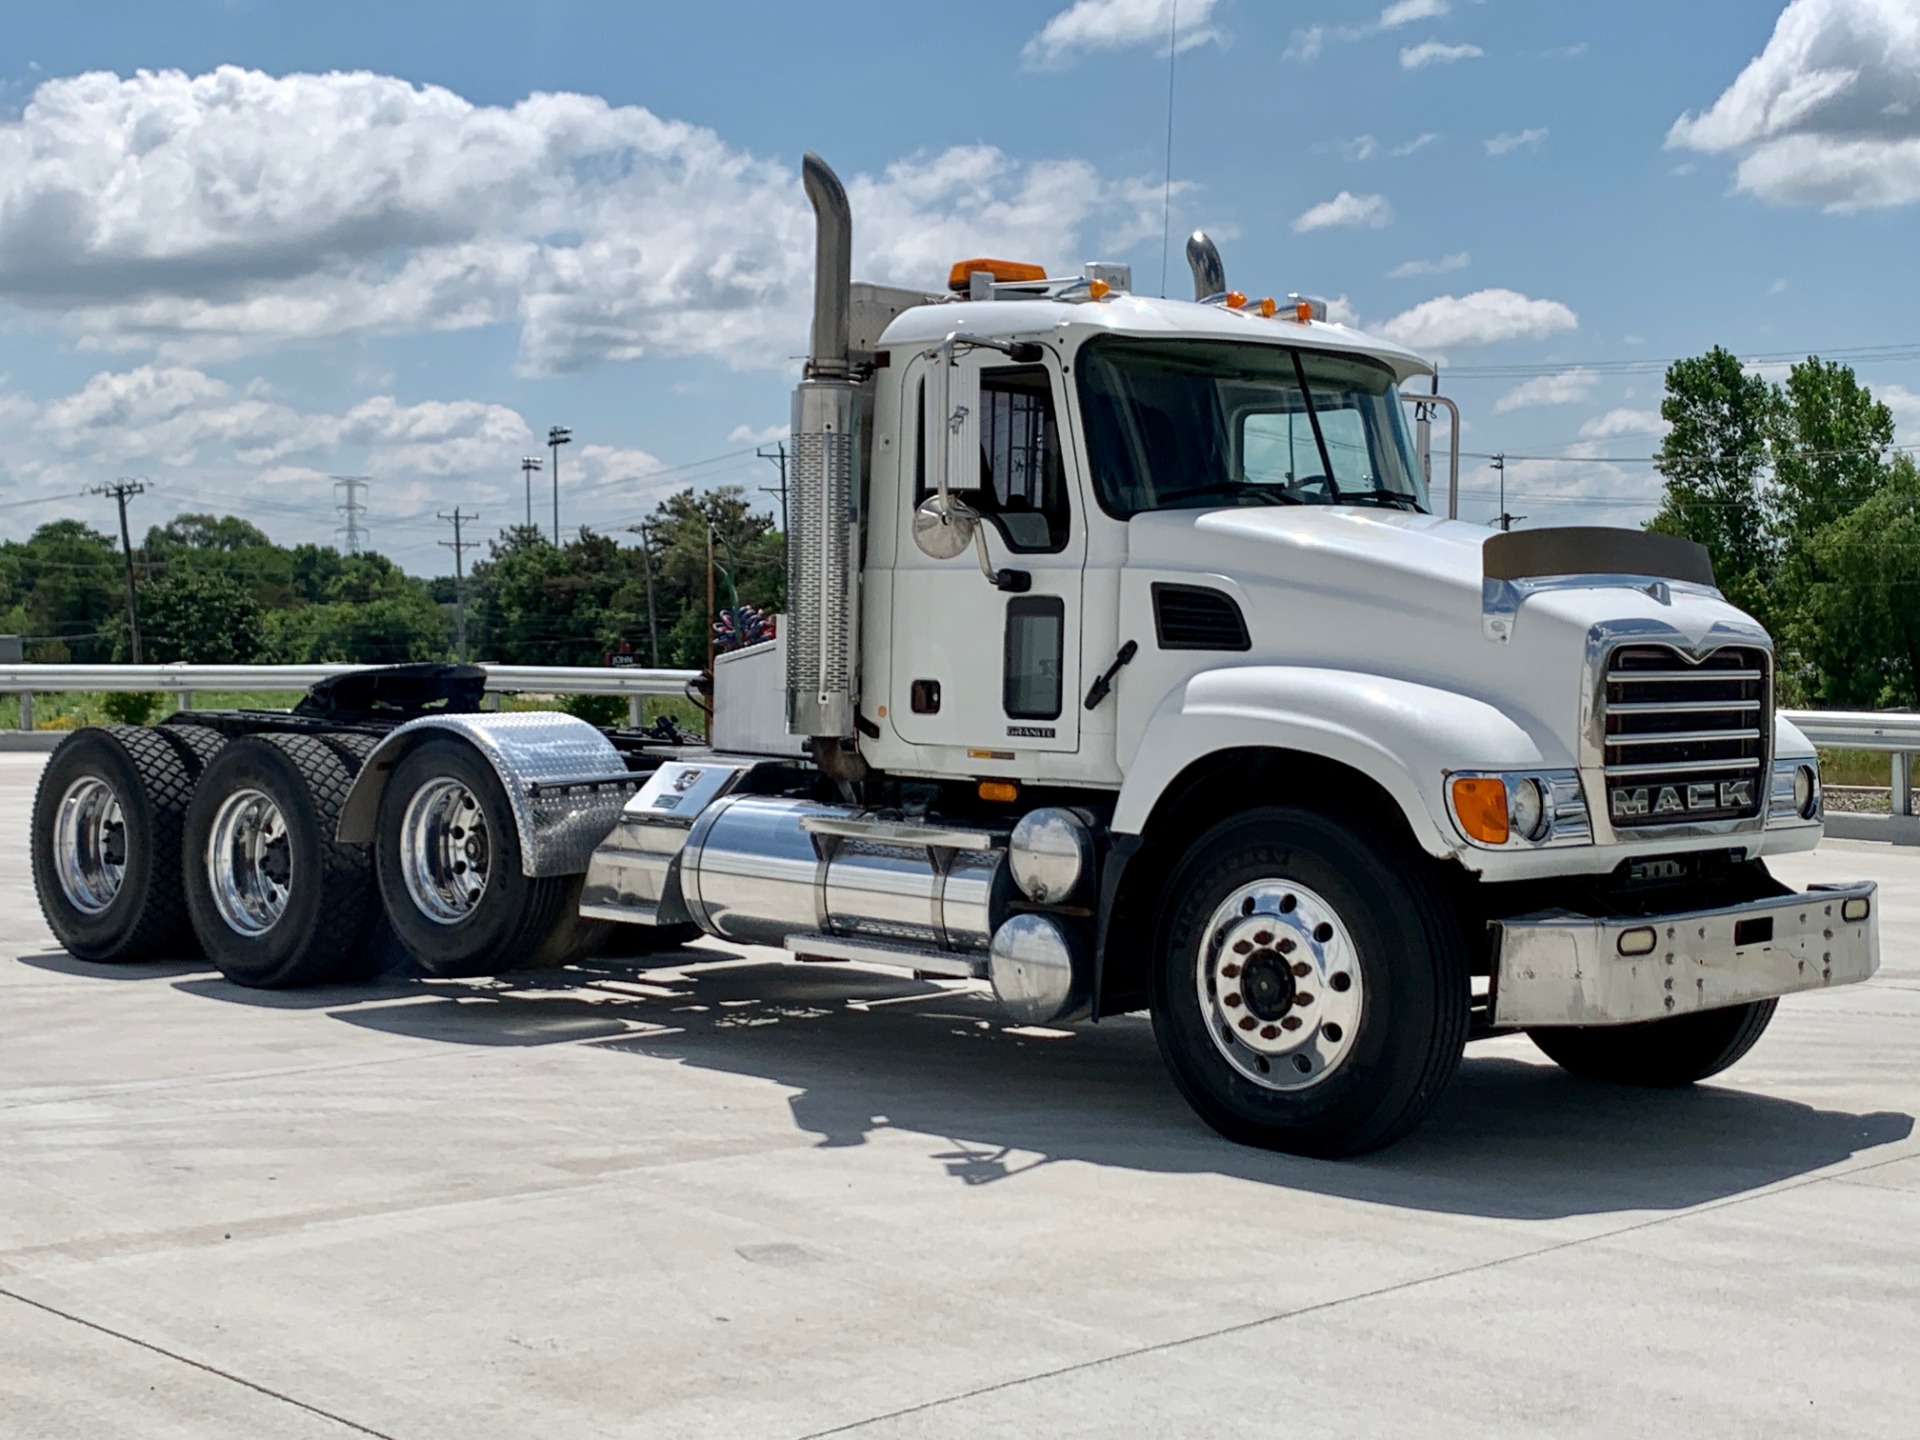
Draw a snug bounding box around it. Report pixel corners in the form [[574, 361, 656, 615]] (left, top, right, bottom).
[[0, 520, 124, 661], [1648, 347, 1778, 624], [265, 594, 449, 663], [134, 568, 267, 663], [1769, 357, 1898, 543], [1796, 458, 1920, 708]]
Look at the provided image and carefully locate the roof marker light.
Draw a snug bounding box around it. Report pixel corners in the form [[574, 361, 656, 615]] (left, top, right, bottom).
[[1296, 301, 1315, 323], [1258, 297, 1277, 318], [1088, 278, 1111, 300], [948, 258, 1047, 292], [1225, 291, 1248, 310]]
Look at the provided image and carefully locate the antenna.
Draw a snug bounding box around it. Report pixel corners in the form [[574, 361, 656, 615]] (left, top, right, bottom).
[[1159, 0, 1180, 298], [332, 476, 370, 554]]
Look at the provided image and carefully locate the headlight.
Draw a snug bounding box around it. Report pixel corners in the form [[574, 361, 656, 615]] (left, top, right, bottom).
[[1795, 763, 1819, 819], [1507, 777, 1547, 842], [1449, 771, 1587, 848]]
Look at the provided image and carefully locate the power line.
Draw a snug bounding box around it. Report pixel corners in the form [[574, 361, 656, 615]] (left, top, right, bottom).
[[1445, 340, 1920, 381], [87, 478, 147, 663]]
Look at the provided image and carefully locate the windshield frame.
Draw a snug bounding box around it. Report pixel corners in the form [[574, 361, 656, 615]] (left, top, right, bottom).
[[1073, 336, 1429, 521]]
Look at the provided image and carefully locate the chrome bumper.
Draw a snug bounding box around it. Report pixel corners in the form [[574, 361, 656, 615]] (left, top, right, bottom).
[[1492, 882, 1878, 1028]]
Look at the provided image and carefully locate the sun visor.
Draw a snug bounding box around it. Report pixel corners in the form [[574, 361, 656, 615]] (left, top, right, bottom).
[[1483, 527, 1716, 588]]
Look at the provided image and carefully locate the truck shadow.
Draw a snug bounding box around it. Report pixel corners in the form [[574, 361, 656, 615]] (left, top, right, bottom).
[[216, 947, 1907, 1222]]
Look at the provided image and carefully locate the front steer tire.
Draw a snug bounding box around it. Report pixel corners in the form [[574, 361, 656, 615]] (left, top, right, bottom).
[[184, 733, 377, 989], [31, 725, 226, 963], [1527, 1000, 1777, 1087], [373, 736, 574, 979], [1151, 806, 1470, 1158]]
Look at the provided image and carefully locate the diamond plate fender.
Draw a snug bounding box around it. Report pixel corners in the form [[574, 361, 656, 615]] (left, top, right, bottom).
[[335, 712, 630, 878]]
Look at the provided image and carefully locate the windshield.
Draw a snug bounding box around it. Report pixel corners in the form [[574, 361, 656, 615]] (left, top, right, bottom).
[[1076, 338, 1429, 518]]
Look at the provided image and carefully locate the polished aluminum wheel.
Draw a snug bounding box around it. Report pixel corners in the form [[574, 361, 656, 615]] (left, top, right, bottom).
[[54, 776, 127, 914], [1195, 878, 1365, 1092], [399, 778, 490, 924], [205, 788, 293, 936]]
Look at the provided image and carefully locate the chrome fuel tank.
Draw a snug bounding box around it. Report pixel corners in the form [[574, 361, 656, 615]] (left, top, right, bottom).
[[678, 795, 1010, 951]]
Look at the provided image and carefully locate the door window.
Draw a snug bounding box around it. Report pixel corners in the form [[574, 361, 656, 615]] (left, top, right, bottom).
[[1004, 596, 1066, 720], [918, 366, 1071, 553]]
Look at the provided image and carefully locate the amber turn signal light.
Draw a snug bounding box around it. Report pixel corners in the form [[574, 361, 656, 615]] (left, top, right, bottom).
[[1451, 777, 1510, 845], [979, 780, 1020, 803]]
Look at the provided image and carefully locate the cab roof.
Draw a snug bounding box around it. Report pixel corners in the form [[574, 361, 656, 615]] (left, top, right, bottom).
[[874, 291, 1434, 385]]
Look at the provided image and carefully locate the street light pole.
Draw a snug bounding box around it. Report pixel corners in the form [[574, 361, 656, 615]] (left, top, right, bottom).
[[548, 425, 572, 545], [520, 456, 543, 532]]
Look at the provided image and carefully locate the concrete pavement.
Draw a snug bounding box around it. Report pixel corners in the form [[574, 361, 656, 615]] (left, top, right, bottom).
[[2, 750, 1916, 1438]]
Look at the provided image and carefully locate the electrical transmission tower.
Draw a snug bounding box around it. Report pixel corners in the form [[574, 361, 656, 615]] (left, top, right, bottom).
[[438, 508, 480, 663], [333, 476, 371, 554], [89, 478, 147, 663]]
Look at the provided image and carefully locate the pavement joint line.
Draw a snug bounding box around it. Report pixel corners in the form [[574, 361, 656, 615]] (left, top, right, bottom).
[[792, 1143, 1920, 1439], [0, 1283, 400, 1440]]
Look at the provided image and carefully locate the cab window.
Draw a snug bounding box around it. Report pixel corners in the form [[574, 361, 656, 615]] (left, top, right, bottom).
[[917, 367, 1071, 553]]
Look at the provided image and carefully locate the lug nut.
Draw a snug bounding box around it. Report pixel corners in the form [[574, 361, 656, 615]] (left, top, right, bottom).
[[1292, 962, 1311, 978]]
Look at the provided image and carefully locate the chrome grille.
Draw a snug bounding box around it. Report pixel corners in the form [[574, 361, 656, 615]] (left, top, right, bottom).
[[1603, 645, 1769, 827]]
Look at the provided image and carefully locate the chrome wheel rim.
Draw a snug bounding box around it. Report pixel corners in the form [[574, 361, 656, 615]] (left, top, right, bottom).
[[1196, 878, 1365, 1092], [206, 788, 293, 936], [399, 778, 490, 925], [54, 776, 127, 914]]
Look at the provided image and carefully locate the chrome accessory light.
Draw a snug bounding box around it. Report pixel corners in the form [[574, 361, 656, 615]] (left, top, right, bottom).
[[1007, 807, 1093, 904], [1446, 770, 1591, 850], [1768, 757, 1821, 824], [987, 913, 1089, 1025]]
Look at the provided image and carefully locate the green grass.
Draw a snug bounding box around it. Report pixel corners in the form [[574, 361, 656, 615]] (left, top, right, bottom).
[[1818, 748, 1896, 787]]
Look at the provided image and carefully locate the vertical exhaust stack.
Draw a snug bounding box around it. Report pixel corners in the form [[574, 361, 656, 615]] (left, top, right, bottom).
[[1186, 231, 1225, 301], [786, 154, 862, 748]]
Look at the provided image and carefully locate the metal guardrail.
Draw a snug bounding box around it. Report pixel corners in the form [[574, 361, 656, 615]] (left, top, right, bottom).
[[1782, 709, 1919, 817], [0, 662, 701, 731]]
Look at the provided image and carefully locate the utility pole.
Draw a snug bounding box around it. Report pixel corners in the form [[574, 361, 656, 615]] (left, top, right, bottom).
[[621, 524, 662, 667], [89, 478, 147, 663], [547, 425, 572, 545], [520, 456, 543, 532], [333, 476, 371, 554], [757, 441, 789, 562], [438, 508, 479, 663], [705, 522, 716, 741], [1492, 453, 1512, 532]]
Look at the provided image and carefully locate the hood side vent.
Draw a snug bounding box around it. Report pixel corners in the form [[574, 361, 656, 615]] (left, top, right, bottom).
[[1152, 584, 1250, 651]]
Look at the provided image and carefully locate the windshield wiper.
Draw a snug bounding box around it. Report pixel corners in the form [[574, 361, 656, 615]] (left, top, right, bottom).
[[1167, 482, 1304, 506], [1339, 492, 1425, 513]]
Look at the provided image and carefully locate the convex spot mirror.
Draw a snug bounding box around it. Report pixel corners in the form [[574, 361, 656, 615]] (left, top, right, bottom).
[[913, 493, 980, 560]]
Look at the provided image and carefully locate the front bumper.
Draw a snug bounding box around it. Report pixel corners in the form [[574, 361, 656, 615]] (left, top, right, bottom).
[[1491, 882, 1878, 1028]]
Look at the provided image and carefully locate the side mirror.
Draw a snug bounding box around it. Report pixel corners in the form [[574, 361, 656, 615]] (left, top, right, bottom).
[[923, 356, 982, 495], [912, 492, 979, 560]]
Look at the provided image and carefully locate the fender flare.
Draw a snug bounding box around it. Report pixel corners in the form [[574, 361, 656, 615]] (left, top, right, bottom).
[[336, 713, 630, 878], [1113, 666, 1564, 858]]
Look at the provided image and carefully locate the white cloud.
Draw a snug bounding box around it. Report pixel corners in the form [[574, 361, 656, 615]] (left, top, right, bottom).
[[1401, 41, 1484, 69], [1580, 407, 1669, 440], [1023, 0, 1222, 68], [1292, 191, 1393, 233], [1285, 26, 1327, 61], [1379, 0, 1449, 28], [1378, 289, 1578, 350], [0, 68, 1166, 375], [1667, 0, 1920, 210], [1340, 135, 1383, 161], [1323, 295, 1361, 327], [1494, 368, 1599, 412], [1486, 127, 1549, 156], [726, 422, 789, 446], [1880, 384, 1920, 443], [1391, 132, 1439, 156], [1388, 251, 1470, 278]]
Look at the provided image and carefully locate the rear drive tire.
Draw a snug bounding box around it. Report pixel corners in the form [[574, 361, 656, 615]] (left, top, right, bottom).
[[184, 733, 375, 988], [373, 736, 572, 978], [1151, 806, 1470, 1158], [31, 724, 225, 962], [1527, 1001, 1777, 1087]]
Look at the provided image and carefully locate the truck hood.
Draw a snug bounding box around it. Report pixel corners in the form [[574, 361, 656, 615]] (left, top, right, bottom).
[[1120, 506, 1770, 772]]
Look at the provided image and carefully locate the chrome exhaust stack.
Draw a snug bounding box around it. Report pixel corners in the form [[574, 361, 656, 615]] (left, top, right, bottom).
[[1186, 230, 1225, 301], [787, 154, 862, 746]]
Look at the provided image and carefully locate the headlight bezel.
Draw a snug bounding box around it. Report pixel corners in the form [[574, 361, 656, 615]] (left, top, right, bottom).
[[1768, 757, 1822, 825]]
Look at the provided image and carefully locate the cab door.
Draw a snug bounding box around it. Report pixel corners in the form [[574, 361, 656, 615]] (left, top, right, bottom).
[[888, 347, 1085, 756]]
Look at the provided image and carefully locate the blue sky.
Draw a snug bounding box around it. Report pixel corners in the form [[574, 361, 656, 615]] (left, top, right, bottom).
[[1, 0, 1916, 571]]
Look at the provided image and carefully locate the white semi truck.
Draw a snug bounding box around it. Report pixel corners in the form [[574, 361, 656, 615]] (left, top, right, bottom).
[[31, 155, 1879, 1156]]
